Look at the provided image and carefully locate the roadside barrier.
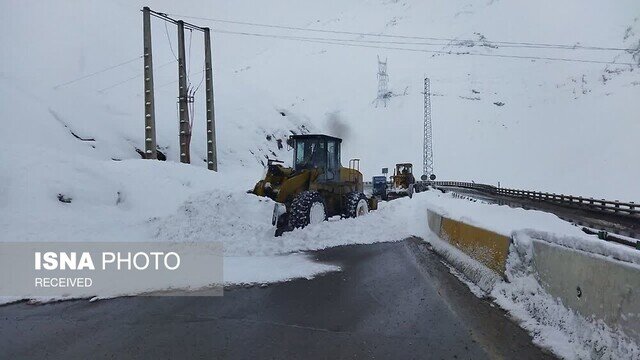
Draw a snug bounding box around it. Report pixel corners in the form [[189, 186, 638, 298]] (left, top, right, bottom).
[[425, 181, 639, 217], [426, 209, 640, 344], [427, 210, 510, 275]]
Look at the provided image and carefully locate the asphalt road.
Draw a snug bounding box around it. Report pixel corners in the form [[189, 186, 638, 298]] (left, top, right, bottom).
[[0, 239, 555, 359]]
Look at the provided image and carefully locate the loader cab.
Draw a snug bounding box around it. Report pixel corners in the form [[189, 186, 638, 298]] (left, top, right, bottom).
[[291, 134, 342, 181], [395, 163, 413, 175]]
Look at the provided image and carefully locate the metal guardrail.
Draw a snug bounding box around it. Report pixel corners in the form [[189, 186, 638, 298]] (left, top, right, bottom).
[[426, 181, 640, 217]]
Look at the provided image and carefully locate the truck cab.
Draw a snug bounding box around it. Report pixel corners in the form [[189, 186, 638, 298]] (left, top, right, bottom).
[[372, 176, 388, 200]]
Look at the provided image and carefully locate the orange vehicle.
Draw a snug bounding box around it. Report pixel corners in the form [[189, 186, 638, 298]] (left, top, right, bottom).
[[387, 163, 415, 200]]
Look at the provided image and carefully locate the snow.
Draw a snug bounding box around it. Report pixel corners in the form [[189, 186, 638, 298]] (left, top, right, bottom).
[[492, 232, 640, 360], [1, 157, 639, 359], [1, 0, 639, 357], [223, 255, 339, 286], [2, 0, 639, 201], [0, 157, 417, 304], [415, 191, 640, 266], [422, 229, 502, 294], [149, 181, 412, 256], [408, 191, 640, 360], [148, 185, 640, 360], [0, 253, 340, 306]]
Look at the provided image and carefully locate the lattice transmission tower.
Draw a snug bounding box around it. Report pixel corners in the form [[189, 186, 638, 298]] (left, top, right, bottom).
[[423, 76, 434, 179], [376, 56, 389, 107]]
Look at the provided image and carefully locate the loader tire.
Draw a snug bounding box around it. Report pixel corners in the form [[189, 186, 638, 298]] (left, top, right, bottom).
[[288, 191, 326, 230], [344, 192, 369, 218]]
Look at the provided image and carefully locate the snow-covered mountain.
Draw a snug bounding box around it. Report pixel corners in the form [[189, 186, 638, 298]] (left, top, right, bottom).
[[2, 4, 640, 357], [213, 0, 640, 199], [1, 0, 639, 238]]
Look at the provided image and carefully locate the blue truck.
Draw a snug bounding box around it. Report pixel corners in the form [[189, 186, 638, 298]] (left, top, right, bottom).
[[371, 176, 388, 200]]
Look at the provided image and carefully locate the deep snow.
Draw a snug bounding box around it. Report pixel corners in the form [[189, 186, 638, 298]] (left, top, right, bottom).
[[2, 0, 639, 201], [2, 164, 640, 359], [2, 1, 640, 358]]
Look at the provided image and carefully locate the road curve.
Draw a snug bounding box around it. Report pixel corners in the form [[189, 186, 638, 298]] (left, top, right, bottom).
[[0, 238, 555, 359]]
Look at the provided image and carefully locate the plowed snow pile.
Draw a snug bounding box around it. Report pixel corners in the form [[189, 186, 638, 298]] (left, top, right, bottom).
[[152, 191, 412, 256], [2, 0, 639, 358], [407, 191, 640, 360]]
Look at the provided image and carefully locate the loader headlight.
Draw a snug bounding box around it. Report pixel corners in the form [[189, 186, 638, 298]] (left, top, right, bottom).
[[272, 203, 286, 226]]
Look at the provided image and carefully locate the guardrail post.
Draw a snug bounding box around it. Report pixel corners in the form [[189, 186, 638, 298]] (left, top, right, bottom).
[[431, 181, 639, 218]]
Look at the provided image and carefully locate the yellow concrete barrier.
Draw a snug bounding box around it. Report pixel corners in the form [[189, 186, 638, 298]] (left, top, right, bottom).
[[439, 217, 511, 275]]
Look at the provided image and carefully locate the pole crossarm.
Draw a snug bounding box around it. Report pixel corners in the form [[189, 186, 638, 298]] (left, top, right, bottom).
[[144, 8, 207, 33]]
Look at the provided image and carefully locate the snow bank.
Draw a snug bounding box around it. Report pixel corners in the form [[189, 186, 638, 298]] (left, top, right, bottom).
[[492, 233, 640, 360], [152, 189, 414, 255], [224, 254, 339, 285], [416, 191, 587, 238], [0, 154, 416, 305], [415, 190, 640, 266], [410, 191, 640, 359], [521, 229, 640, 266]]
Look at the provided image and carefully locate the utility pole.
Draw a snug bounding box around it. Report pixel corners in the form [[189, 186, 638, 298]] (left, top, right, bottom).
[[142, 8, 217, 169], [423, 76, 434, 179], [204, 28, 218, 171], [142, 7, 157, 159], [176, 20, 190, 164]]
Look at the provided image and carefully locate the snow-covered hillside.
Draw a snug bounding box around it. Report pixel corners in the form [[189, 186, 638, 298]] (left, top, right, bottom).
[[2, 0, 639, 206], [213, 0, 640, 200], [1, 0, 639, 245]]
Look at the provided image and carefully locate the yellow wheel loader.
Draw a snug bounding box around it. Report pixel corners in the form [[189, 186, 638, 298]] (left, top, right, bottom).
[[386, 163, 416, 200], [251, 134, 378, 236]]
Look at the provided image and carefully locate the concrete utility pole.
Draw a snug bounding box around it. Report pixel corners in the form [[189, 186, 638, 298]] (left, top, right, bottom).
[[142, 8, 217, 169], [142, 7, 157, 159], [204, 28, 218, 171], [423, 76, 434, 179], [176, 20, 191, 164]]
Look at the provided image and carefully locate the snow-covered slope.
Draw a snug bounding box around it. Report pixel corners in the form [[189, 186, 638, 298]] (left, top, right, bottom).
[[215, 0, 640, 200]]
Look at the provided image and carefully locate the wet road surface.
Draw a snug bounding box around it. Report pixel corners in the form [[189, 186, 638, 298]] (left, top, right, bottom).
[[0, 239, 555, 359]]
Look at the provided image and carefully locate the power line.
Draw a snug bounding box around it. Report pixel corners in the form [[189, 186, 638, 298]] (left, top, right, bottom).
[[97, 59, 176, 93], [187, 28, 193, 87], [193, 63, 206, 94], [53, 56, 142, 89], [164, 21, 178, 61], [211, 29, 638, 66], [167, 13, 637, 52], [154, 69, 205, 91], [148, 10, 206, 32]]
